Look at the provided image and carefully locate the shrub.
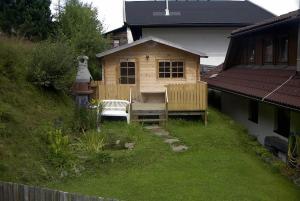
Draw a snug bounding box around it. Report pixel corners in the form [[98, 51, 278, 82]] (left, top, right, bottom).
[[72, 107, 98, 132], [74, 131, 105, 154], [27, 41, 75, 92], [46, 129, 74, 168]]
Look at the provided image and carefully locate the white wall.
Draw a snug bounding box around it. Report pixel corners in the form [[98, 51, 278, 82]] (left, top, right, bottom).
[[220, 92, 295, 144], [142, 27, 236, 66]]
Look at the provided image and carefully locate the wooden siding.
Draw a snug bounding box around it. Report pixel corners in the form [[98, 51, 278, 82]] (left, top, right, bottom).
[[91, 81, 137, 101], [101, 41, 200, 94], [167, 82, 207, 111]]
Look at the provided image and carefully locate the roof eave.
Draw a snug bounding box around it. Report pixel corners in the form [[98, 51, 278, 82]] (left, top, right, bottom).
[[208, 84, 300, 112], [127, 23, 252, 28], [96, 37, 208, 58]]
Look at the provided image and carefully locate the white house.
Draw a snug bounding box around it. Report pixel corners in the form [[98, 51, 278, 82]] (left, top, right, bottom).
[[106, 0, 275, 69]]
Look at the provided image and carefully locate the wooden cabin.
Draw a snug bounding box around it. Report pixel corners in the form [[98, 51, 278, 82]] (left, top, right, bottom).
[[93, 37, 208, 124]]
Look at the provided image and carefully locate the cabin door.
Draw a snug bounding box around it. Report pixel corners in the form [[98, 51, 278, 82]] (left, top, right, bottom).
[[119, 60, 136, 85]]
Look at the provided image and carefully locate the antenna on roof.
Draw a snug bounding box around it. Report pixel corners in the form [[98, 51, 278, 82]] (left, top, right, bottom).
[[165, 0, 170, 16]]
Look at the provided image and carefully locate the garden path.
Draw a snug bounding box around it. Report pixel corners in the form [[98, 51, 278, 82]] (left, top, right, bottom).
[[144, 125, 188, 152]]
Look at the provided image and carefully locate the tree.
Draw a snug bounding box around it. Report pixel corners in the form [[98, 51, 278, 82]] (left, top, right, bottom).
[[0, 0, 53, 40], [57, 0, 108, 80]]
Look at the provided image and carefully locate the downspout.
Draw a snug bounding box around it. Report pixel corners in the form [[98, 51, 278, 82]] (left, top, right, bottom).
[[297, 15, 300, 72]]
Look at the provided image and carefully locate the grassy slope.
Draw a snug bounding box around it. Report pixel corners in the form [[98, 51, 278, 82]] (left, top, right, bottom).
[[48, 110, 300, 201], [0, 37, 74, 183]]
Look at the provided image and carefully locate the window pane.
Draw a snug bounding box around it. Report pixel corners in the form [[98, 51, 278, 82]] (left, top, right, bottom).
[[120, 62, 127, 67], [278, 37, 288, 63], [165, 67, 170, 72], [248, 100, 258, 123], [159, 73, 164, 78], [178, 73, 183, 78], [264, 39, 273, 63], [159, 67, 164, 72], [120, 67, 127, 76], [165, 62, 170, 67], [165, 73, 170, 78], [172, 73, 178, 78], [275, 108, 290, 137], [248, 39, 255, 64], [128, 68, 135, 76], [128, 62, 135, 67], [178, 67, 184, 73], [128, 78, 135, 84], [159, 62, 164, 67], [120, 77, 128, 84], [172, 67, 178, 73], [178, 62, 184, 67]]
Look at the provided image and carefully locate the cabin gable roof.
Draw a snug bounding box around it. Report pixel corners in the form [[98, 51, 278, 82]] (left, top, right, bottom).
[[96, 36, 208, 58]]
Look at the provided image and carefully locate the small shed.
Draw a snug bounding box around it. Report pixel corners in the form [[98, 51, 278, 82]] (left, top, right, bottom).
[[94, 37, 209, 124]]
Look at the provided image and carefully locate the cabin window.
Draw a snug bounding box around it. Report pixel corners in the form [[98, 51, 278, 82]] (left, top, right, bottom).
[[274, 107, 290, 138], [120, 61, 135, 84], [277, 36, 288, 63], [113, 40, 120, 48], [158, 61, 184, 78], [248, 100, 258, 123], [263, 38, 273, 64], [248, 39, 256, 64]]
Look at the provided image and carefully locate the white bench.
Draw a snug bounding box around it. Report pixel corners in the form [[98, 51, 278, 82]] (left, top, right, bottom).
[[101, 100, 130, 124]]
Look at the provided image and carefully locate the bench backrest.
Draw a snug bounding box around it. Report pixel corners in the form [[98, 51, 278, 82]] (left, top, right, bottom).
[[102, 100, 130, 112]]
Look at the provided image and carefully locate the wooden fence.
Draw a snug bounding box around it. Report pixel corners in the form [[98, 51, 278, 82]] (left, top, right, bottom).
[[90, 81, 137, 101], [0, 181, 119, 201], [166, 82, 208, 111]]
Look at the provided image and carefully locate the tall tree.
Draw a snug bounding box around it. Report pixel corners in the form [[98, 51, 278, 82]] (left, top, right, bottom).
[[0, 0, 52, 40], [57, 0, 108, 79]]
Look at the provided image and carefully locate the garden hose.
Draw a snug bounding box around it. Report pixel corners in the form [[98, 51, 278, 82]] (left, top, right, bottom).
[[287, 133, 299, 168]]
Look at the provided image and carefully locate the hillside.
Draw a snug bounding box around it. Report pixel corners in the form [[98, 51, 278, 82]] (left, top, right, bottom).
[[0, 37, 75, 184]]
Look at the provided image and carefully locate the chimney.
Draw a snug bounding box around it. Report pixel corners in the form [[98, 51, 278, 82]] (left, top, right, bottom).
[[72, 56, 94, 107], [165, 0, 170, 16]]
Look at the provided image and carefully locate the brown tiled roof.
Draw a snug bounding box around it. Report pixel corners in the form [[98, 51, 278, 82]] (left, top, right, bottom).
[[202, 63, 223, 81], [206, 67, 300, 110], [232, 9, 300, 36]]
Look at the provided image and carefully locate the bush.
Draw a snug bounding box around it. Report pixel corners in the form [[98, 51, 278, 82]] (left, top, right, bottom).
[[74, 131, 105, 154], [27, 41, 75, 92], [72, 107, 98, 132], [46, 129, 74, 168]]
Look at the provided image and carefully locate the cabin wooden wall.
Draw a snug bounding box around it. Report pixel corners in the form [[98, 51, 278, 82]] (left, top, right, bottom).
[[101, 41, 200, 94]]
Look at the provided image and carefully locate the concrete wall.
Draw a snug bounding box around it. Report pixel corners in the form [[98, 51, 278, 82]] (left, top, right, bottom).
[[142, 27, 237, 66], [220, 92, 300, 145]]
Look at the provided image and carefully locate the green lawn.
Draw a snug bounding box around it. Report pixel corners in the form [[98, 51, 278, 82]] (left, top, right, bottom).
[[48, 109, 300, 201]]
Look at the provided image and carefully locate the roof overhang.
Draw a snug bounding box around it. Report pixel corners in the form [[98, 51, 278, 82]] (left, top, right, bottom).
[[231, 9, 300, 38], [96, 36, 208, 58], [127, 23, 251, 28]]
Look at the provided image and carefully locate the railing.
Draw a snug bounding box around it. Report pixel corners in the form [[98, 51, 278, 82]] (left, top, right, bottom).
[[0, 181, 119, 201], [129, 88, 132, 123], [166, 82, 208, 111], [91, 81, 137, 101], [165, 88, 169, 122]]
